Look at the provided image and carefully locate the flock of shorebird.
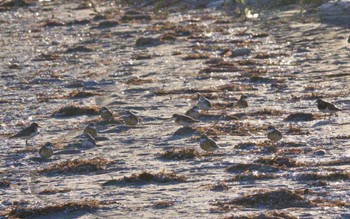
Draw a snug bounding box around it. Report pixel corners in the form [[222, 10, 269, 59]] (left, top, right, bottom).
[[8, 94, 342, 159]]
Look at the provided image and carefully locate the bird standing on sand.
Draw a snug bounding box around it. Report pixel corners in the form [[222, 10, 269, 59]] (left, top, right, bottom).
[[9, 122, 40, 146], [172, 114, 199, 127], [316, 99, 341, 119], [199, 134, 219, 152], [83, 123, 97, 138], [185, 106, 200, 119], [39, 142, 54, 159], [267, 126, 282, 144], [79, 133, 96, 149], [99, 107, 113, 121], [236, 95, 248, 109], [198, 96, 212, 113], [122, 110, 140, 126]]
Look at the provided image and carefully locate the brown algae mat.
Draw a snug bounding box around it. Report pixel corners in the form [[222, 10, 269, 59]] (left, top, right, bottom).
[[212, 188, 313, 210]]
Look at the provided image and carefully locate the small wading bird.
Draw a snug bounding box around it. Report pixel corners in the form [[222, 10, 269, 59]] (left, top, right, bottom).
[[83, 123, 97, 138], [198, 96, 212, 113], [9, 122, 40, 146], [316, 99, 342, 119], [122, 110, 140, 126], [199, 134, 219, 152], [185, 106, 200, 119], [39, 142, 54, 159], [79, 133, 96, 149], [99, 107, 113, 121], [172, 114, 199, 127], [236, 95, 248, 109], [267, 126, 282, 145]]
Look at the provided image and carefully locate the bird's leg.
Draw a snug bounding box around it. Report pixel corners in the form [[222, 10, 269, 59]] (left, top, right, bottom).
[[25, 140, 28, 146]]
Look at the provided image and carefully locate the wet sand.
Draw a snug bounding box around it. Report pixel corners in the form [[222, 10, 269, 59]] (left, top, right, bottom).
[[1, 1, 350, 218]]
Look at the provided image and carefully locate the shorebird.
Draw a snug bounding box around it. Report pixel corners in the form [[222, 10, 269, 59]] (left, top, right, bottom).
[[99, 106, 113, 121], [172, 114, 199, 127], [122, 110, 140, 126], [236, 95, 248, 109], [39, 142, 54, 159], [83, 123, 97, 138], [267, 126, 282, 144], [185, 106, 200, 119], [199, 134, 219, 152], [9, 122, 40, 146], [198, 96, 212, 113], [316, 99, 341, 119], [79, 133, 96, 149]]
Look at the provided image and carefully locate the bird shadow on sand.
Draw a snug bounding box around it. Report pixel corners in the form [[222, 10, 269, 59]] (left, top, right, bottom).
[[100, 125, 145, 134], [312, 120, 335, 127], [54, 149, 82, 155], [167, 127, 199, 141], [29, 157, 56, 163]]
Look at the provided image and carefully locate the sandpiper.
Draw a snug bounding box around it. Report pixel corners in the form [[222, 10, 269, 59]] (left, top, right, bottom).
[[236, 95, 248, 109], [99, 106, 113, 121], [39, 142, 54, 159], [199, 134, 219, 152], [9, 122, 40, 146], [79, 133, 96, 149], [172, 114, 199, 127], [267, 126, 282, 144], [185, 106, 200, 119], [316, 99, 341, 119], [83, 123, 97, 138], [122, 110, 140, 126], [198, 96, 212, 113]]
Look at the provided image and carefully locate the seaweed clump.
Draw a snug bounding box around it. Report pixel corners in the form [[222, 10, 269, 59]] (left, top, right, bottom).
[[37, 157, 110, 175], [213, 189, 312, 210], [38, 188, 71, 195], [317, 157, 350, 166], [224, 210, 297, 219], [52, 104, 99, 117], [102, 170, 186, 186], [125, 77, 154, 85], [225, 163, 281, 173], [204, 182, 230, 191], [226, 173, 277, 182], [296, 171, 350, 181], [160, 148, 201, 160], [182, 53, 211, 60], [255, 156, 301, 168], [135, 37, 160, 47], [0, 179, 11, 188], [152, 201, 175, 208], [68, 90, 97, 99], [6, 200, 99, 218], [284, 113, 319, 122]]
